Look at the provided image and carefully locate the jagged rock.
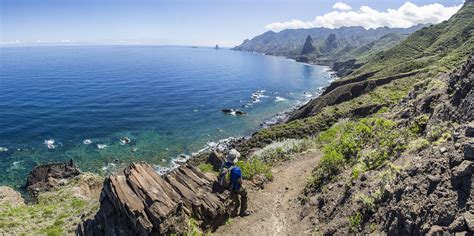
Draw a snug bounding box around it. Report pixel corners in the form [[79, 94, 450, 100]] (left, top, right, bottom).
[[301, 35, 315, 55], [466, 121, 474, 137], [465, 142, 474, 160], [26, 159, 80, 196], [206, 151, 225, 170], [0, 186, 25, 208], [221, 108, 246, 115], [453, 161, 474, 178], [77, 163, 238, 235], [464, 212, 474, 232]]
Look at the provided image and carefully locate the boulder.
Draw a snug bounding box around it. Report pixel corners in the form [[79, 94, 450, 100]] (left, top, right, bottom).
[[464, 212, 474, 232], [466, 121, 474, 137], [26, 159, 81, 196], [77, 163, 238, 235], [464, 142, 474, 160], [207, 151, 225, 170], [0, 186, 25, 208]]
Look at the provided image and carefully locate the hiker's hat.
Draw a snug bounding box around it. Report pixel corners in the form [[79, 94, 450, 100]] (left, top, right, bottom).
[[226, 149, 240, 164]]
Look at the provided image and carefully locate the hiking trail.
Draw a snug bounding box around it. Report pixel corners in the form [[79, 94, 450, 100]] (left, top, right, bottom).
[[214, 150, 322, 235]]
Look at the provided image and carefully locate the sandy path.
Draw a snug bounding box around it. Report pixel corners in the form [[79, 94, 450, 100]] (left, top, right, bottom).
[[213, 150, 322, 236]]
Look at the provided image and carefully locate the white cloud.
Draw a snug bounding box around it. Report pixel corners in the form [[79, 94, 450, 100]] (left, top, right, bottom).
[[333, 2, 352, 11], [265, 2, 462, 32]]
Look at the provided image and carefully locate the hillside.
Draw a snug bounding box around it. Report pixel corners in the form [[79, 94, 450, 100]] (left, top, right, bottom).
[[1, 1, 472, 235], [233, 25, 426, 64], [74, 1, 472, 234]]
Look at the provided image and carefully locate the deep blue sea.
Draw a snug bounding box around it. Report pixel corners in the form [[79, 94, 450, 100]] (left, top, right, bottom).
[[0, 46, 332, 188]]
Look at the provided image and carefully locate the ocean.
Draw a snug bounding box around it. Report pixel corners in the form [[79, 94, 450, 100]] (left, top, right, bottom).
[[0, 45, 332, 188]]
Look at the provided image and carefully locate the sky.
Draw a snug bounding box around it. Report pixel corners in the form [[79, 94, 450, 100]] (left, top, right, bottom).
[[0, 0, 465, 47]]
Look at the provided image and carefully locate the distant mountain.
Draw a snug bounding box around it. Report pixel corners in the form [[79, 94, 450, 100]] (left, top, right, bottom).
[[349, 0, 474, 79], [233, 25, 427, 60]]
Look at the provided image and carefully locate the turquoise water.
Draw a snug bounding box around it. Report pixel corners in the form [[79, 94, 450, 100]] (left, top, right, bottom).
[[0, 46, 332, 188]]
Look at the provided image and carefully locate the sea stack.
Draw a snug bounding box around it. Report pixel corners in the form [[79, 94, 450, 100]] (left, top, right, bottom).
[[301, 35, 315, 55]]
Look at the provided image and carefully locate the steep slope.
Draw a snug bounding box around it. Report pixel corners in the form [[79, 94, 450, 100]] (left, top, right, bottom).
[[351, 1, 474, 78], [301, 35, 316, 55], [286, 2, 473, 121]]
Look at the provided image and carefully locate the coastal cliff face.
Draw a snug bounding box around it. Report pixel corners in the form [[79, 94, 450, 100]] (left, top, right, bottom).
[[77, 163, 238, 235], [300, 56, 473, 234]]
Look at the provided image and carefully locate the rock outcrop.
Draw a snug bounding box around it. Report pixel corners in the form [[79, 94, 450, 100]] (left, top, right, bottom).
[[0, 186, 25, 208], [77, 163, 238, 235], [288, 70, 419, 121], [25, 159, 81, 196], [301, 35, 316, 55]]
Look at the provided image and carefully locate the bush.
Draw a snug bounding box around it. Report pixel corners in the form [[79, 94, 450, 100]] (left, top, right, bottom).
[[348, 212, 362, 232], [251, 138, 315, 163], [409, 115, 429, 134], [197, 163, 214, 173], [306, 117, 407, 192], [236, 159, 273, 181], [407, 138, 430, 153]]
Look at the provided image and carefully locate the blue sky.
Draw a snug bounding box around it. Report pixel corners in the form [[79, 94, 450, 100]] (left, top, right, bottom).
[[0, 0, 464, 47]]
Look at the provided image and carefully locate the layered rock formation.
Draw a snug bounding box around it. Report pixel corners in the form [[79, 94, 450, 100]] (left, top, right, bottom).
[[77, 163, 238, 235]]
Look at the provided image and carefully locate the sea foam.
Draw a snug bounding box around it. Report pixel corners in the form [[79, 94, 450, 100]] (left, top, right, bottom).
[[44, 139, 56, 149]]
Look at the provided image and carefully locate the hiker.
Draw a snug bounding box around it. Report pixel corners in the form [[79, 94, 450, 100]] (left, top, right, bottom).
[[219, 149, 250, 217]]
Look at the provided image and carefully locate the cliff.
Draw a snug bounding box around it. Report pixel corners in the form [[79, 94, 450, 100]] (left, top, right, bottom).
[[77, 163, 239, 235]]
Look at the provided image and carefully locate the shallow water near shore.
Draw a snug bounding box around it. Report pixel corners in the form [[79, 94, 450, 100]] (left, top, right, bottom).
[[0, 45, 332, 188]]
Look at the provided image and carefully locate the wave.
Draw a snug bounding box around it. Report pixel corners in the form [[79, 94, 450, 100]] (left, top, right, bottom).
[[83, 139, 93, 145], [97, 144, 107, 149], [154, 136, 239, 176], [275, 96, 287, 102], [44, 139, 56, 149]]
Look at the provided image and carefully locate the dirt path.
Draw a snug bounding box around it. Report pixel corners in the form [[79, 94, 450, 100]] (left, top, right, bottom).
[[214, 149, 322, 236]]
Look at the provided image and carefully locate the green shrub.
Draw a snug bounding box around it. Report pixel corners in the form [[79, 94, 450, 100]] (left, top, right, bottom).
[[409, 115, 429, 134], [236, 159, 273, 180], [349, 212, 362, 232], [407, 138, 430, 152], [197, 163, 214, 173], [306, 117, 407, 192]]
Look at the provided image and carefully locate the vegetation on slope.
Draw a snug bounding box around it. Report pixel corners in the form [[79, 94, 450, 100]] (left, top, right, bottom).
[[350, 2, 474, 79], [0, 174, 102, 235]]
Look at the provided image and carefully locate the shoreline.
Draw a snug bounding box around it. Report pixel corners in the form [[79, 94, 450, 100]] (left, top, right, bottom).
[[0, 50, 340, 188], [163, 57, 339, 173]]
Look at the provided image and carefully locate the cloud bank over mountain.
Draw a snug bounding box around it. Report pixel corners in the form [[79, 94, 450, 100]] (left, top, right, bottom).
[[265, 2, 461, 32]]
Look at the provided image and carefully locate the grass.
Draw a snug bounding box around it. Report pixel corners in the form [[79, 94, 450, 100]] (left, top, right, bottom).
[[0, 174, 102, 235], [185, 218, 211, 236], [197, 163, 215, 173]]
